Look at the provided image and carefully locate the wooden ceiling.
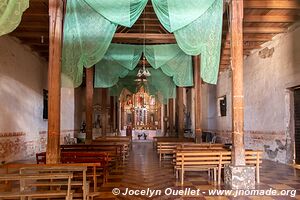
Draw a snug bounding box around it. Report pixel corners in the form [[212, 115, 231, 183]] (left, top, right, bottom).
[[9, 0, 300, 72]]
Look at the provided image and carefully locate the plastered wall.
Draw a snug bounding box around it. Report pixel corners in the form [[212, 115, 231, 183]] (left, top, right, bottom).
[[202, 24, 300, 164], [0, 36, 77, 163]]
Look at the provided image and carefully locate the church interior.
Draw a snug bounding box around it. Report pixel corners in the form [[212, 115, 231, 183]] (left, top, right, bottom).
[[0, 0, 300, 199]]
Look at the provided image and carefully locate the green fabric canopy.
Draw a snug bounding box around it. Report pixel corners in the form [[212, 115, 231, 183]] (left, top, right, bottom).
[[94, 44, 143, 88], [151, 0, 223, 84], [84, 0, 147, 27], [108, 68, 176, 102], [145, 44, 193, 87], [151, 0, 215, 33], [175, 0, 223, 84], [147, 68, 176, 100], [62, 0, 223, 87], [0, 0, 29, 36], [62, 0, 147, 87], [94, 44, 193, 90]]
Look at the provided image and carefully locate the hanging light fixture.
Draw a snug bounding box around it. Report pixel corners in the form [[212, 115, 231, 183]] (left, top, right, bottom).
[[137, 5, 151, 78]]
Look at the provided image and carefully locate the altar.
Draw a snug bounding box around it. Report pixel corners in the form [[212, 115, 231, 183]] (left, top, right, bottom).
[[120, 86, 163, 136], [120, 129, 163, 141]]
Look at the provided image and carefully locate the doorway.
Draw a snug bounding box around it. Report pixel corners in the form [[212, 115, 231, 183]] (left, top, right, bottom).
[[294, 88, 300, 164]]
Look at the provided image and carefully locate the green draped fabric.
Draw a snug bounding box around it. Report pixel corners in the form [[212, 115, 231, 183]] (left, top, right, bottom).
[[94, 44, 142, 88], [106, 44, 143, 71], [151, 0, 215, 32], [95, 43, 192, 89], [0, 0, 29, 36], [151, 0, 223, 84], [108, 68, 176, 102], [175, 0, 223, 84], [84, 0, 147, 27], [62, 0, 147, 87], [145, 44, 193, 87], [109, 84, 125, 97], [147, 68, 176, 100]]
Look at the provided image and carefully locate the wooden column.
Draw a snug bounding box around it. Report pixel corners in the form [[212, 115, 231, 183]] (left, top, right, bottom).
[[168, 99, 174, 135], [120, 102, 124, 131], [193, 55, 202, 143], [163, 104, 168, 135], [85, 67, 94, 143], [102, 89, 107, 136], [131, 109, 135, 129], [46, 0, 63, 164], [110, 96, 115, 132], [157, 105, 161, 129], [116, 100, 120, 132], [231, 0, 246, 166], [177, 87, 184, 138]]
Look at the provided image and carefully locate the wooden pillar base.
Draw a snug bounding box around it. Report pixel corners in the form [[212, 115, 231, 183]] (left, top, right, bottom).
[[195, 129, 202, 143]]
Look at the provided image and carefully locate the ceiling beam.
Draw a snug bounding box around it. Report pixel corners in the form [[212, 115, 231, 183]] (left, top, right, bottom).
[[244, 1, 300, 9], [112, 38, 176, 44], [243, 15, 300, 23], [242, 34, 274, 41], [222, 26, 286, 34], [114, 33, 175, 40], [10, 31, 49, 38], [223, 43, 261, 49], [222, 49, 251, 56], [243, 27, 286, 34]]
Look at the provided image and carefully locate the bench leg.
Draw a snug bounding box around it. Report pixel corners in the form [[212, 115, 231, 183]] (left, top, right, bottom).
[[256, 165, 260, 183], [213, 168, 217, 182], [66, 193, 73, 200], [181, 170, 184, 185], [159, 153, 161, 161], [218, 167, 221, 185]]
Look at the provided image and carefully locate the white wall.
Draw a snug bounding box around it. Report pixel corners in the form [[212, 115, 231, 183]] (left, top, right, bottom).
[[0, 36, 47, 163], [61, 87, 75, 130], [201, 84, 218, 131], [0, 36, 78, 163], [202, 24, 300, 163]]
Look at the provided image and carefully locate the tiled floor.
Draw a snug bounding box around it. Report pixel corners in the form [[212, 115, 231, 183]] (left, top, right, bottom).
[[96, 142, 300, 200]]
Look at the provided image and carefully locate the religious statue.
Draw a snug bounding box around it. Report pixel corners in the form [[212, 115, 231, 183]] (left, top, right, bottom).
[[80, 121, 86, 133], [126, 94, 132, 105], [94, 114, 101, 128]]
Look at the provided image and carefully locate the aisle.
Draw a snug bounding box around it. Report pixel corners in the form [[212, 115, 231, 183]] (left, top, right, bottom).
[[96, 142, 210, 200], [96, 142, 300, 200]]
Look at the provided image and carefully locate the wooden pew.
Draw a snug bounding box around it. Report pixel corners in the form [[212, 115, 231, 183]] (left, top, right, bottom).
[[61, 144, 123, 166], [92, 140, 131, 160], [96, 136, 132, 142], [175, 151, 231, 185], [0, 173, 73, 200], [61, 151, 109, 189], [157, 142, 221, 161], [245, 150, 263, 183], [19, 165, 89, 200], [2, 163, 101, 199], [174, 149, 263, 185], [172, 144, 226, 165], [153, 137, 195, 148], [176, 143, 225, 149]]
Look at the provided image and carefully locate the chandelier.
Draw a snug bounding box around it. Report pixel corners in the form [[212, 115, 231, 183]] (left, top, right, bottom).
[[137, 5, 151, 78]]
